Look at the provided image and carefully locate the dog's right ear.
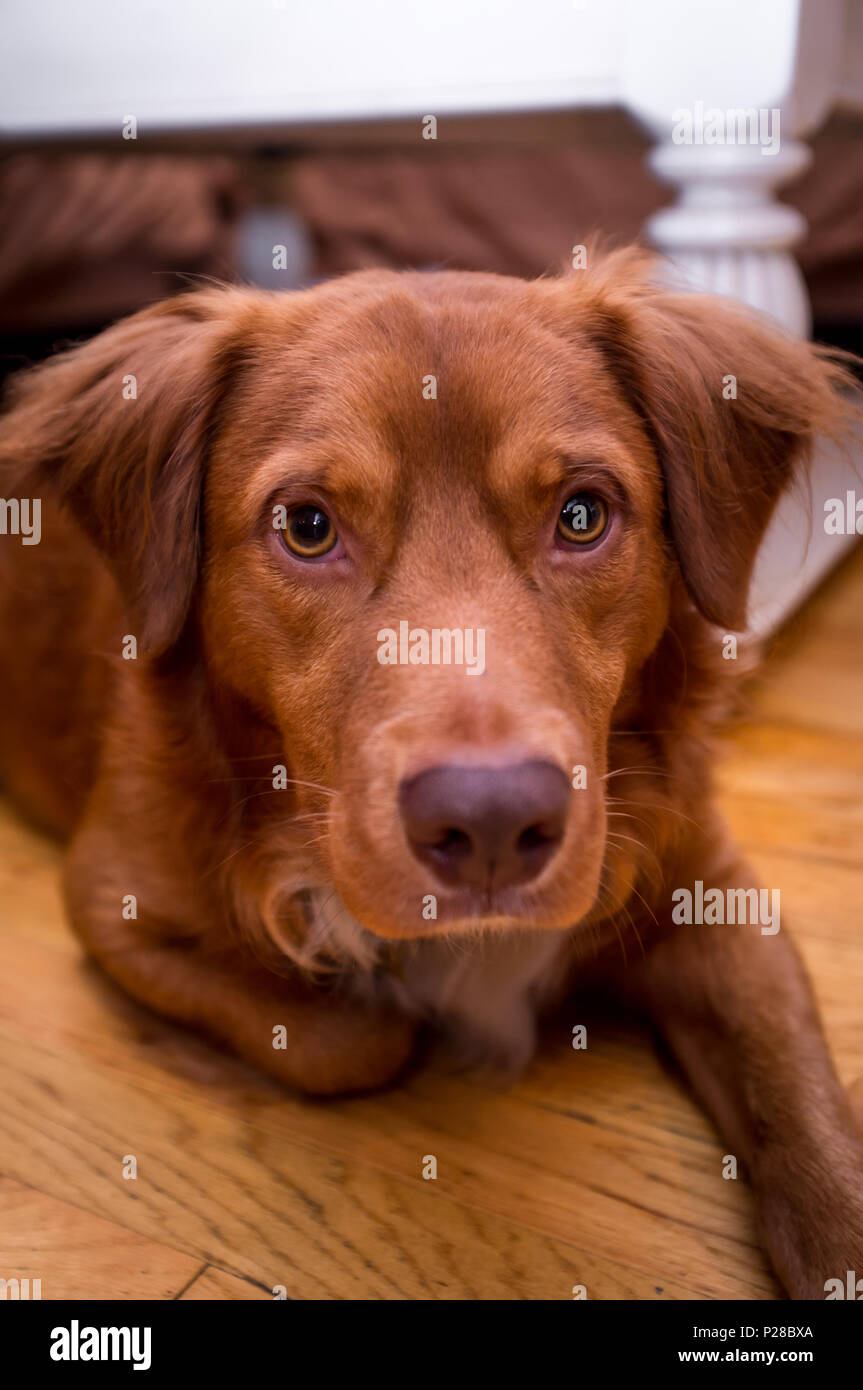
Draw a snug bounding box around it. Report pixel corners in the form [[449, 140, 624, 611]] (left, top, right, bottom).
[[0, 288, 251, 656]]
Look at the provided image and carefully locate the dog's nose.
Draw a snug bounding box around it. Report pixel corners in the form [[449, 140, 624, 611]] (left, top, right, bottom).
[[399, 760, 570, 891]]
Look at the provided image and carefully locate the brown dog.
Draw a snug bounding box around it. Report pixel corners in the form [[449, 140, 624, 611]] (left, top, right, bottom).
[[0, 249, 861, 1298]]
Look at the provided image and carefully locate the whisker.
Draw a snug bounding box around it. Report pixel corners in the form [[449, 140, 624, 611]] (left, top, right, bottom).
[[627, 882, 661, 934], [601, 765, 678, 782], [604, 822, 664, 879], [607, 794, 703, 832]]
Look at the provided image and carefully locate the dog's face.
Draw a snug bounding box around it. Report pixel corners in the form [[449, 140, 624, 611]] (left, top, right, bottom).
[[202, 272, 673, 938], [7, 252, 842, 947]]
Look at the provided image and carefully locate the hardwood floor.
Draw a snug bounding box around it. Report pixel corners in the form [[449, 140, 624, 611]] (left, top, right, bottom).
[[1, 546, 861, 1301]]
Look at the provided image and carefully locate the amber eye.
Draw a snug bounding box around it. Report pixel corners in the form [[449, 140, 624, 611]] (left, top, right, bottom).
[[557, 491, 609, 545], [282, 504, 338, 558]]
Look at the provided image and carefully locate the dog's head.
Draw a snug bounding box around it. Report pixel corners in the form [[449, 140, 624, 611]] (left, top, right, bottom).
[[3, 251, 850, 954]]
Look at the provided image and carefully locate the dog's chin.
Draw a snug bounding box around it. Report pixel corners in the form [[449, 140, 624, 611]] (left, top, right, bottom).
[[351, 886, 599, 941]]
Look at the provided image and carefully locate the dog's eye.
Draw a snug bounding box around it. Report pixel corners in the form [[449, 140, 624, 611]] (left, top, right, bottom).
[[281, 505, 338, 558], [557, 492, 608, 545]]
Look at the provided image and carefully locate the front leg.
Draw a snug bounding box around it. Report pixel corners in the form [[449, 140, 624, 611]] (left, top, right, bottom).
[[64, 829, 417, 1098], [622, 853, 863, 1299]]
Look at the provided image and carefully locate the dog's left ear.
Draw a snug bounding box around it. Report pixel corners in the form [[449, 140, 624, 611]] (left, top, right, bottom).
[[582, 261, 855, 629]]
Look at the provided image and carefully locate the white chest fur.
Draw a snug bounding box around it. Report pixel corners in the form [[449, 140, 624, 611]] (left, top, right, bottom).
[[299, 887, 573, 1071]]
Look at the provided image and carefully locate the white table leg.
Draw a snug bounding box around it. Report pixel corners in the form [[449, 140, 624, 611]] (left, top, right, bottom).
[[619, 0, 846, 336]]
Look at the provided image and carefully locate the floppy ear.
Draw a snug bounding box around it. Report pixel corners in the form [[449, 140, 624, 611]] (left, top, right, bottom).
[[0, 288, 249, 655], [582, 257, 855, 629]]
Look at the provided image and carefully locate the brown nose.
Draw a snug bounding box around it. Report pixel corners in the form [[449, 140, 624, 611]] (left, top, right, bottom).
[[399, 760, 570, 891]]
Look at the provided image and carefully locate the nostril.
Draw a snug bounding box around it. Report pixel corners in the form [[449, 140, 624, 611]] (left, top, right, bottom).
[[430, 827, 473, 860], [517, 820, 563, 854]]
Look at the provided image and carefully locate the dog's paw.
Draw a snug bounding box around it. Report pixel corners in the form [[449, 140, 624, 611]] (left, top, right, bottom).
[[275, 1001, 420, 1098], [762, 1177, 863, 1300]]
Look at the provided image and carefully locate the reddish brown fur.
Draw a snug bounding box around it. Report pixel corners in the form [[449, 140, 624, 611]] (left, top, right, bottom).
[[0, 249, 861, 1296]]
